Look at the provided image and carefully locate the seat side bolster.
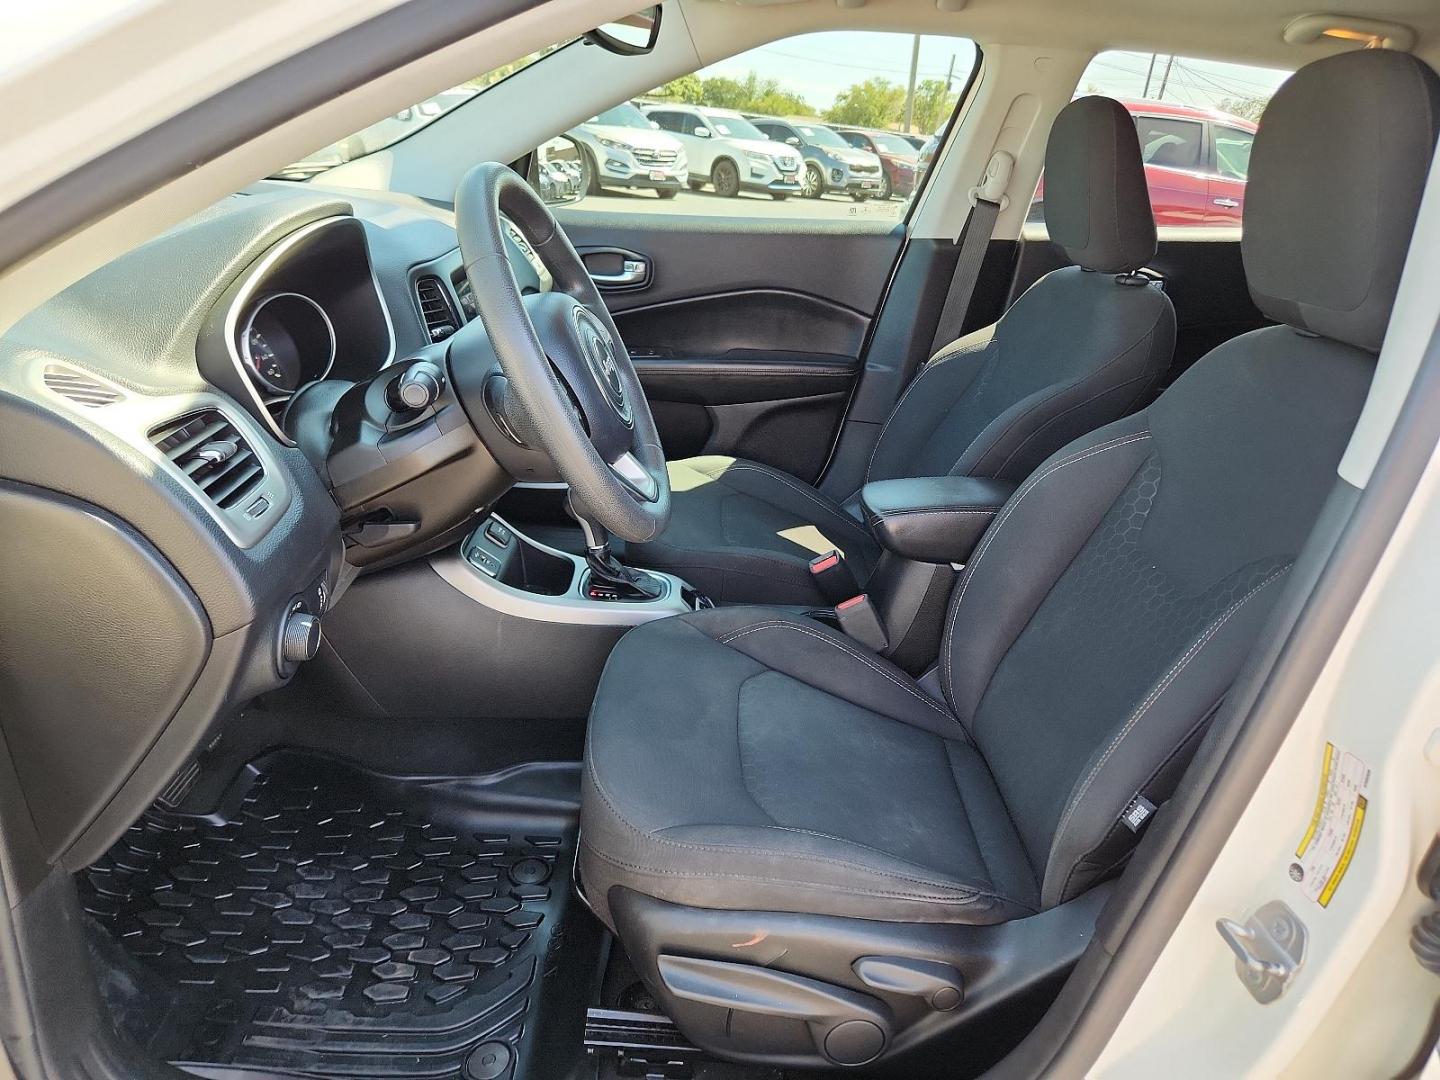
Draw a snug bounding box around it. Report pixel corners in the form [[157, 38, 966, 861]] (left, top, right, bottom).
[[941, 419, 1155, 728], [699, 610, 961, 739], [1040, 564, 1290, 906]]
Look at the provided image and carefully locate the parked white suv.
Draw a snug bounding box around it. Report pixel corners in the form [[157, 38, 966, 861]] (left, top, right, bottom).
[[568, 102, 687, 199], [641, 104, 803, 199]]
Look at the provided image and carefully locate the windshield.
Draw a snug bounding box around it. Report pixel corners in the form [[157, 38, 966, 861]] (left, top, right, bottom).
[[590, 103, 654, 129], [272, 41, 572, 180], [868, 132, 918, 156], [795, 124, 848, 149], [705, 114, 766, 141]]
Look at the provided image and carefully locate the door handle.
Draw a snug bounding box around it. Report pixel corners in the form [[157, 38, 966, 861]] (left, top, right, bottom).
[[591, 258, 647, 286], [582, 248, 651, 289], [1212, 197, 1240, 208]]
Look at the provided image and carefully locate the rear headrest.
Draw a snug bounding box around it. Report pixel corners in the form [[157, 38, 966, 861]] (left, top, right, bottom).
[[1244, 49, 1440, 352], [1044, 96, 1157, 273]]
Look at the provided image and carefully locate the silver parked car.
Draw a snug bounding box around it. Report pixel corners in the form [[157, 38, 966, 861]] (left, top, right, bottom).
[[747, 116, 885, 201], [568, 102, 687, 198]]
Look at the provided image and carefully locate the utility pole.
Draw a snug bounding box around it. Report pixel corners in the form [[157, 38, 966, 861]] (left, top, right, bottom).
[[945, 54, 956, 90], [1157, 54, 1175, 99], [1143, 53, 1157, 97], [902, 33, 921, 132]]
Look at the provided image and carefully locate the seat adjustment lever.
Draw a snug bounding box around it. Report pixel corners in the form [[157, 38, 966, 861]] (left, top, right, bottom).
[[853, 956, 964, 1011], [657, 954, 892, 1067]]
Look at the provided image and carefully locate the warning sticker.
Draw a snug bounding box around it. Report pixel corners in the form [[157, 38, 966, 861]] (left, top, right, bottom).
[[1289, 742, 1370, 907]]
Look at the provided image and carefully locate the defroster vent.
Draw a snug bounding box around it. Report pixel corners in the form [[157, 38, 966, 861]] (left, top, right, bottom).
[[43, 364, 121, 407]]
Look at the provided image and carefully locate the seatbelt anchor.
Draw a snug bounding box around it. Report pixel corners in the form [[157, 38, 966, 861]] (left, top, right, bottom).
[[967, 150, 1014, 212], [834, 593, 889, 652]]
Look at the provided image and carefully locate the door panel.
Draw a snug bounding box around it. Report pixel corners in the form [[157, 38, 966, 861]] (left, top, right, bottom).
[[556, 210, 901, 479], [1205, 175, 1246, 226]]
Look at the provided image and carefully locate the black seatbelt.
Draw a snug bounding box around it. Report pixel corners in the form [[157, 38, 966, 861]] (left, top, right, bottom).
[[929, 151, 1014, 356]]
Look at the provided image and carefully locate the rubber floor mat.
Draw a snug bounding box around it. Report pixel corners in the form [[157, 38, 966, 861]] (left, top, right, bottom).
[[78, 754, 596, 1079]]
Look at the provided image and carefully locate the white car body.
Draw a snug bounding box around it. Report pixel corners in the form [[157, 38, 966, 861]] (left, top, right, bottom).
[[641, 104, 803, 196], [568, 104, 687, 195]]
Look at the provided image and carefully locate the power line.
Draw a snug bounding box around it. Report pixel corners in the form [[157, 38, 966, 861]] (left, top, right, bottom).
[[749, 46, 969, 82]]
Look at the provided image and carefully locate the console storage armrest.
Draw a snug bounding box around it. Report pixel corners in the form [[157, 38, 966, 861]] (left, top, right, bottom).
[[860, 477, 1016, 564]]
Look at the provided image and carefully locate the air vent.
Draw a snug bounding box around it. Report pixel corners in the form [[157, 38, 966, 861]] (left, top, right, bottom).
[[415, 276, 458, 342], [43, 364, 121, 407], [151, 411, 266, 512]]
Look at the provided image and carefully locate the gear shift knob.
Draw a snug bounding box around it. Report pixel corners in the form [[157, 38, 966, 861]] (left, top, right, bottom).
[[566, 495, 663, 601]]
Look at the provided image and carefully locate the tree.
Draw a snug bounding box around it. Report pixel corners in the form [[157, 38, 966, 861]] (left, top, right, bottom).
[[825, 77, 907, 129], [697, 72, 810, 115], [910, 79, 957, 135], [649, 73, 703, 103], [1216, 94, 1269, 123]]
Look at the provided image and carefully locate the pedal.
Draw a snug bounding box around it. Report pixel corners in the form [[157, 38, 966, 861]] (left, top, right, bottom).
[[584, 1008, 702, 1078]]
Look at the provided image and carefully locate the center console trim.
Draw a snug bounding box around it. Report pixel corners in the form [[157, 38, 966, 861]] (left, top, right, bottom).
[[429, 515, 695, 627]]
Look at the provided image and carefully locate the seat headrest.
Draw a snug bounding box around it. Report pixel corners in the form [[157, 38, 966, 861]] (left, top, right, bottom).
[[1043, 96, 1157, 273], [1243, 49, 1440, 353]]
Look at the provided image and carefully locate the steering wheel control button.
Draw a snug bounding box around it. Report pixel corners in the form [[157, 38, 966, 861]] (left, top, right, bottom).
[[280, 610, 322, 666], [508, 858, 550, 886]]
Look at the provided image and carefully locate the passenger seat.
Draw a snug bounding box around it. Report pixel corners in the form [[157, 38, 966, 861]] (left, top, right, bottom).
[[630, 96, 1177, 605]]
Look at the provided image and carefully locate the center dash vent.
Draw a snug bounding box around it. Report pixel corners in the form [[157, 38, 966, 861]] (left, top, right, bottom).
[[43, 364, 121, 407], [151, 411, 266, 512], [415, 276, 458, 342]]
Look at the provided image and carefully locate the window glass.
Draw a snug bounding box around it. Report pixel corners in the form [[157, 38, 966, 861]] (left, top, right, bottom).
[[1214, 126, 1255, 180], [274, 42, 572, 179], [557, 31, 977, 222], [1134, 116, 1203, 169], [590, 103, 655, 130], [1027, 51, 1291, 232], [795, 124, 848, 148]]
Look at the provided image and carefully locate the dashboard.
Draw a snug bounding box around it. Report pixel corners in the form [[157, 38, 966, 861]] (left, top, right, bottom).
[[0, 180, 538, 871]]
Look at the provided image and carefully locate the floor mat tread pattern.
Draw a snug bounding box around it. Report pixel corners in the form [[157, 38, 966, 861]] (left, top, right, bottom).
[[78, 756, 579, 1079]]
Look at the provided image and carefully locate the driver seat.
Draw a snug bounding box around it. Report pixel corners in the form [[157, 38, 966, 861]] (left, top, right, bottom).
[[628, 95, 1176, 605], [580, 50, 1440, 1068]]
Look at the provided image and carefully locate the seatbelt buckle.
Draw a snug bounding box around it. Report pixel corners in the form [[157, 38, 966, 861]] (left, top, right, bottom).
[[834, 593, 888, 652], [808, 550, 859, 606]]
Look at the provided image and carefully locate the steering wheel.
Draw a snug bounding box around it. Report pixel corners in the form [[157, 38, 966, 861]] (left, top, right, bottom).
[[451, 162, 670, 543]]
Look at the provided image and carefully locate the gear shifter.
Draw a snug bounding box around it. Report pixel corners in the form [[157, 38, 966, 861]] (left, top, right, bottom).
[[567, 497, 664, 602]]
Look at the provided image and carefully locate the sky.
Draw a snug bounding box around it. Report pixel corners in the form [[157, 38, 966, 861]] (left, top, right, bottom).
[[698, 32, 1292, 125]]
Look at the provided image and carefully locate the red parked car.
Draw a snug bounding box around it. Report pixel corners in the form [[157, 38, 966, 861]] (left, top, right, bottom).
[[1032, 99, 1258, 227], [832, 127, 921, 200]]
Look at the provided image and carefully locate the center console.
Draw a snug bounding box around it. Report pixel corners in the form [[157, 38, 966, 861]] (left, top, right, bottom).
[[429, 513, 711, 627]]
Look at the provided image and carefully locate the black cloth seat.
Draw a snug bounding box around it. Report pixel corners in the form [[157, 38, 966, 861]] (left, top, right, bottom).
[[630, 96, 1176, 605], [581, 50, 1440, 932]]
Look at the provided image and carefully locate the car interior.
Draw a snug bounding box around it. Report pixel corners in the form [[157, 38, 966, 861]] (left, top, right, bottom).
[[3, 1, 1440, 1079]]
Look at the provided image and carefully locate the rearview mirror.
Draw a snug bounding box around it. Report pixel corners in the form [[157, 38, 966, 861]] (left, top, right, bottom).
[[585, 5, 661, 56], [786, 136, 801, 146], [694, 126, 711, 139]]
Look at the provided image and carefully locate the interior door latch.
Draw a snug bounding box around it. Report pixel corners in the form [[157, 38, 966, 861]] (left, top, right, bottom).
[[1216, 899, 1308, 1003]]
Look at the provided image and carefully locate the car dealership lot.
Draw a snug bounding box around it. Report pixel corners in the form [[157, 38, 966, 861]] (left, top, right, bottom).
[[570, 186, 911, 221]]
